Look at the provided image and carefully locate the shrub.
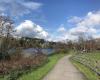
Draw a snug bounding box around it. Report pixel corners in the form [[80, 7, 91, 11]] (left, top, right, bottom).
[[0, 53, 48, 80]]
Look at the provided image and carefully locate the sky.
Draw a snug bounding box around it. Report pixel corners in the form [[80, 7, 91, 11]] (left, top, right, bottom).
[[0, 0, 100, 41]]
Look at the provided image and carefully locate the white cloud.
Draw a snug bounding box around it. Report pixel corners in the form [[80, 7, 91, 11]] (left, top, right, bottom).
[[69, 11, 100, 36], [57, 25, 66, 32], [69, 26, 98, 35], [14, 10, 100, 42], [0, 0, 42, 16], [53, 11, 100, 42], [67, 16, 82, 23], [48, 33, 78, 42], [22, 2, 42, 10], [15, 20, 48, 39], [78, 11, 100, 28], [93, 34, 100, 38]]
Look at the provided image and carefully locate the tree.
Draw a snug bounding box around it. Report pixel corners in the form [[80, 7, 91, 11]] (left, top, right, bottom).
[[87, 36, 96, 52], [66, 40, 74, 50], [75, 32, 88, 53], [0, 16, 14, 55], [53, 42, 68, 53]]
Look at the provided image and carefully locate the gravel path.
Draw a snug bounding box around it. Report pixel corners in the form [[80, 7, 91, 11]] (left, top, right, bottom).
[[43, 55, 85, 80]]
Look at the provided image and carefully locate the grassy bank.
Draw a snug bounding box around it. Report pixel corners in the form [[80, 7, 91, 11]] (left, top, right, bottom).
[[19, 53, 66, 80], [71, 60, 99, 80], [71, 51, 100, 80]]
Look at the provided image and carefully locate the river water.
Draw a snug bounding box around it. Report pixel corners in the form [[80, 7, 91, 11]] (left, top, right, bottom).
[[22, 48, 54, 56]]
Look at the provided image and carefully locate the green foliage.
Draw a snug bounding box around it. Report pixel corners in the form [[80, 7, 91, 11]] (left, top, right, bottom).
[[7, 70, 23, 80]]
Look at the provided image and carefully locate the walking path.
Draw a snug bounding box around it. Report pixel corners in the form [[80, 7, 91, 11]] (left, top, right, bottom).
[[43, 55, 85, 80]]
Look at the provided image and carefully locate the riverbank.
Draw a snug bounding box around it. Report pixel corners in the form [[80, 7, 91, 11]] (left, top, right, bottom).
[[19, 53, 66, 80]]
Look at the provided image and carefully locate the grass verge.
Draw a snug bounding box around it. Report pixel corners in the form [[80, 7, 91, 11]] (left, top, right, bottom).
[[19, 53, 66, 80], [71, 59, 100, 80]]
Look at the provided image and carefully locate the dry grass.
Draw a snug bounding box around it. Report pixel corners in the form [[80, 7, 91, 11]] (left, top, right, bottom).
[[0, 53, 47, 75]]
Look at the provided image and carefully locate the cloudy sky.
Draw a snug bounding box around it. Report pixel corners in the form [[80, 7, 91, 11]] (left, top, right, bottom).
[[1, 0, 100, 41]]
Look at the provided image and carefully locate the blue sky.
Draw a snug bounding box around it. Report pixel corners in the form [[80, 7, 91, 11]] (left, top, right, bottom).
[[33, 0, 100, 29], [0, 0, 100, 41]]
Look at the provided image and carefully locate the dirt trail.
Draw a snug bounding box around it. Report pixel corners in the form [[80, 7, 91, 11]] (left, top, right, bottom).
[[43, 55, 85, 80]]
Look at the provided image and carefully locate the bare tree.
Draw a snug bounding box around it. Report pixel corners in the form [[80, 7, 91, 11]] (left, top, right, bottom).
[[87, 36, 96, 52], [53, 42, 68, 53], [0, 16, 14, 76], [0, 16, 14, 54]]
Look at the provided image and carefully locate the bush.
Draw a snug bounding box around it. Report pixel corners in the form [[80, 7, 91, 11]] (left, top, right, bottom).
[[0, 53, 48, 80], [7, 70, 22, 80], [0, 52, 10, 61]]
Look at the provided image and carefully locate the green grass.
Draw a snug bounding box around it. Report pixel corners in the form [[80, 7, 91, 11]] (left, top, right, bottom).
[[72, 51, 100, 74], [71, 51, 100, 80], [19, 53, 66, 80], [71, 60, 99, 80]]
